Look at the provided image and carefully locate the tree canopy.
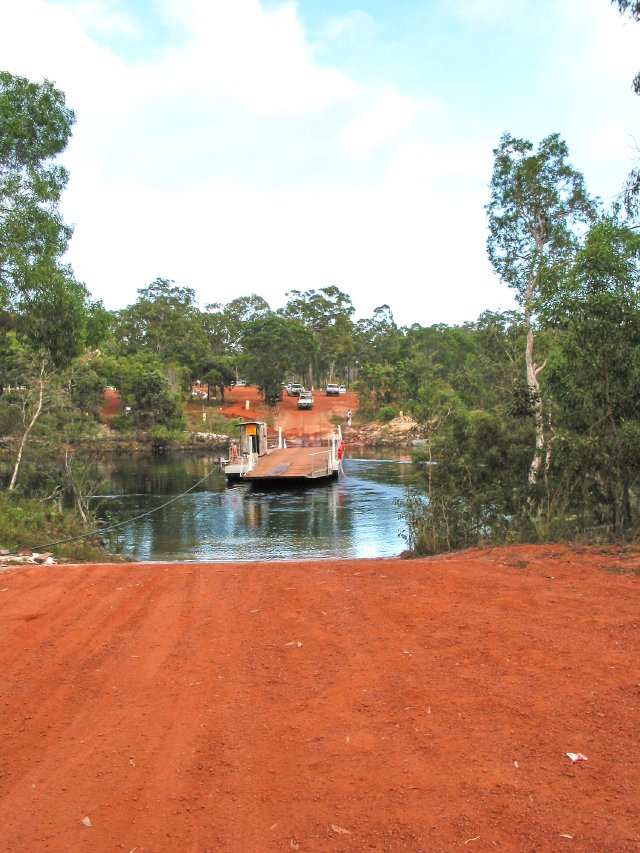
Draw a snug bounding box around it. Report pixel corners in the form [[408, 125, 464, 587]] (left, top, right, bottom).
[[486, 132, 595, 492], [0, 71, 89, 367]]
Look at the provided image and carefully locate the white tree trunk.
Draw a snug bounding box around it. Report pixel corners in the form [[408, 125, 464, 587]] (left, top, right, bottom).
[[8, 366, 45, 491], [526, 324, 545, 488], [524, 279, 547, 491]]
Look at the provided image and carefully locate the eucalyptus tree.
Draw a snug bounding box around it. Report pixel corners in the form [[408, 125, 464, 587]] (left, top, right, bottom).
[[115, 278, 210, 381], [0, 72, 93, 492], [486, 133, 595, 495], [282, 286, 355, 386], [212, 293, 271, 368], [0, 71, 89, 365], [355, 304, 404, 368], [544, 217, 640, 534], [240, 313, 316, 405]]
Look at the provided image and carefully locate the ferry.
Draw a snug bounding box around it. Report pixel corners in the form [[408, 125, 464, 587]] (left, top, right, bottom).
[[221, 421, 344, 486]]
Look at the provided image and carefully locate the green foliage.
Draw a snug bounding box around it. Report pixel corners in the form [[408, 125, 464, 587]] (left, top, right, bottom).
[[614, 0, 640, 18], [0, 71, 90, 367], [542, 218, 640, 534], [0, 391, 22, 435], [397, 490, 487, 556], [202, 360, 236, 400], [85, 299, 114, 349], [63, 360, 105, 417], [240, 313, 316, 405], [401, 404, 534, 554], [282, 286, 356, 386], [113, 355, 186, 431], [396, 491, 433, 555], [192, 408, 240, 436], [0, 492, 113, 562], [486, 133, 594, 303], [115, 279, 210, 376], [19, 271, 89, 367], [356, 304, 403, 367], [486, 132, 595, 497], [508, 381, 538, 418], [0, 330, 31, 390], [112, 412, 136, 434], [147, 424, 186, 443], [377, 405, 398, 423]]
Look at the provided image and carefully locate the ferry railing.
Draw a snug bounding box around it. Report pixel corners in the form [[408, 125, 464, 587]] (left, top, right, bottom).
[[308, 450, 332, 476]]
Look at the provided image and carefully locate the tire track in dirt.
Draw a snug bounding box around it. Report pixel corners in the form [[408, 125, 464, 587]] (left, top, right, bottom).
[[0, 549, 638, 851]]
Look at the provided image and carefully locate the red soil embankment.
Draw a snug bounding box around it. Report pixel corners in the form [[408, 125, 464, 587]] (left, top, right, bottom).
[[101, 387, 122, 419]]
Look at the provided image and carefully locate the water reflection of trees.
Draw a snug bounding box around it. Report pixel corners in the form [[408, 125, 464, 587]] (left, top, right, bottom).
[[103, 453, 411, 560]]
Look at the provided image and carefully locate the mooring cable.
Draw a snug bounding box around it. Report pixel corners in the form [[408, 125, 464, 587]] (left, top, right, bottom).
[[30, 461, 223, 552]]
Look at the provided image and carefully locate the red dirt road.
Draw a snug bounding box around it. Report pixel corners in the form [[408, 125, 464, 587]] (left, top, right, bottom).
[[0, 545, 638, 851], [207, 384, 358, 442]]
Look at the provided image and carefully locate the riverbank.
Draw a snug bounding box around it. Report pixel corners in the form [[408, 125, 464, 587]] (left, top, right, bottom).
[[27, 384, 415, 458], [0, 544, 637, 851]]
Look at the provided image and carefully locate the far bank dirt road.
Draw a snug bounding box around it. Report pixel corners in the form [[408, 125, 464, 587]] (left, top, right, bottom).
[[188, 383, 359, 442], [0, 546, 638, 851]]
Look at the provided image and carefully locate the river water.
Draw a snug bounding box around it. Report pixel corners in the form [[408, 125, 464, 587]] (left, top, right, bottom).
[[96, 448, 419, 562]]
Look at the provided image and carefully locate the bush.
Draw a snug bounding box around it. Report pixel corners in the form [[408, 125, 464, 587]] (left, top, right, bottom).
[[147, 425, 186, 443], [112, 413, 136, 433], [377, 405, 398, 423], [0, 492, 115, 562], [396, 490, 500, 555]]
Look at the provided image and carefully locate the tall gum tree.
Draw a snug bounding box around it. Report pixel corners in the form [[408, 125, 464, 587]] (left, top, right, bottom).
[[282, 286, 355, 387], [0, 72, 90, 489], [486, 133, 595, 495], [0, 72, 77, 323]]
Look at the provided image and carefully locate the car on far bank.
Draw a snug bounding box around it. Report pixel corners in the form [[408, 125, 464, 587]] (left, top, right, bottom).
[[326, 383, 340, 396], [297, 391, 314, 409], [287, 383, 304, 396], [338, 385, 346, 394]]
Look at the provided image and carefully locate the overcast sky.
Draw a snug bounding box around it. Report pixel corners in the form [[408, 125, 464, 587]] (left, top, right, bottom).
[[1, 0, 638, 326]]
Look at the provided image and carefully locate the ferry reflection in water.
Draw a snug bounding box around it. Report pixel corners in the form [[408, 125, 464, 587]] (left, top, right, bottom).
[[97, 450, 416, 562]]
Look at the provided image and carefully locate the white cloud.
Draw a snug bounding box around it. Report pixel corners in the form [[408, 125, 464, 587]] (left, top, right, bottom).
[[0, 0, 637, 327], [74, 0, 139, 37], [149, 0, 358, 115], [338, 88, 425, 158], [321, 10, 378, 40]]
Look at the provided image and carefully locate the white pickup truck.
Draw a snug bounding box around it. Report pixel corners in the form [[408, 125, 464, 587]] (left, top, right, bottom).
[[297, 391, 314, 409], [326, 383, 340, 396]]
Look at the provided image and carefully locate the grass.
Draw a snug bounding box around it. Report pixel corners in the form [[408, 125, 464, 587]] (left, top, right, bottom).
[[0, 492, 118, 562]]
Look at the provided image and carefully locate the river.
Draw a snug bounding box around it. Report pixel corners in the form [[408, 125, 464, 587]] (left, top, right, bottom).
[[95, 448, 419, 562]]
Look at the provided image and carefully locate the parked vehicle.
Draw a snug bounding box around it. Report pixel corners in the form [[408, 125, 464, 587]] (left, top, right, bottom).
[[297, 391, 314, 409], [326, 383, 340, 396], [338, 385, 346, 394], [287, 383, 304, 396]]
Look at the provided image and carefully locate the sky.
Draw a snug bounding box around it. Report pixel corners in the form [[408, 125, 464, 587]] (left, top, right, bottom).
[[1, 0, 638, 327]]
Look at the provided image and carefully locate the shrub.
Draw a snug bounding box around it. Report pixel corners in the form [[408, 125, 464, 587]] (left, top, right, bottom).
[[0, 492, 115, 562], [377, 405, 398, 423]]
